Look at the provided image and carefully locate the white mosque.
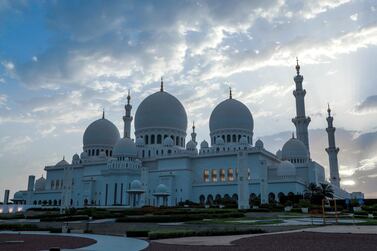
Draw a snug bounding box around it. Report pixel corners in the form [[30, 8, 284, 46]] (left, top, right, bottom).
[[6, 61, 354, 210]]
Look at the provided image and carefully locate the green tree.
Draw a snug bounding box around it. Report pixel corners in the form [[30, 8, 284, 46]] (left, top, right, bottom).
[[304, 183, 319, 200], [317, 183, 334, 199]]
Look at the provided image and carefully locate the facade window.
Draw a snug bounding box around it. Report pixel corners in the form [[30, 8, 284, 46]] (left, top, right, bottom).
[[96, 149, 99, 155], [211, 169, 218, 182], [228, 168, 234, 181], [150, 135, 155, 144], [203, 170, 209, 182], [55, 180, 60, 189], [145, 135, 149, 144], [51, 180, 54, 190], [157, 135, 162, 144], [232, 135, 236, 142], [235, 168, 239, 179], [227, 135, 231, 142], [248, 168, 251, 180], [106, 150, 109, 156], [175, 136, 179, 146], [220, 169, 225, 182]]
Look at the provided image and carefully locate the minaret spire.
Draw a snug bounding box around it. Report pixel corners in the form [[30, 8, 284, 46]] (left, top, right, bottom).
[[102, 108, 105, 119], [127, 89, 131, 105], [295, 57, 300, 75], [160, 77, 164, 92], [229, 87, 232, 99], [291, 58, 311, 154], [123, 89, 133, 138], [191, 121, 197, 143], [326, 104, 340, 187]]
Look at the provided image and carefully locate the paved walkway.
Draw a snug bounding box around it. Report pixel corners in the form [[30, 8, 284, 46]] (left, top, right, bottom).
[[152, 225, 377, 246], [0, 231, 149, 251]]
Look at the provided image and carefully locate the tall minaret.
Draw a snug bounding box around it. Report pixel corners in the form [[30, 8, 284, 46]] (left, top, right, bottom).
[[291, 58, 311, 153], [325, 104, 340, 187], [123, 90, 133, 138]]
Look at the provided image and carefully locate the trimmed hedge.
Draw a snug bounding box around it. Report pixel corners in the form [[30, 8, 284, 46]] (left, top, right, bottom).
[[0, 224, 61, 233], [148, 228, 265, 240], [40, 214, 89, 222], [126, 230, 150, 237], [116, 212, 244, 223]]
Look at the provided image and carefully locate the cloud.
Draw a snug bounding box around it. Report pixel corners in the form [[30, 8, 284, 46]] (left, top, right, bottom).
[[0, 136, 33, 154], [0, 94, 7, 106], [350, 13, 358, 21], [355, 95, 377, 114]]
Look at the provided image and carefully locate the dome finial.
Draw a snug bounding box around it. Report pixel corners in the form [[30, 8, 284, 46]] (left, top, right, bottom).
[[295, 57, 300, 75], [160, 76, 164, 92], [102, 108, 105, 119], [127, 89, 131, 105], [327, 103, 331, 116], [229, 86, 232, 99], [192, 121, 195, 132]]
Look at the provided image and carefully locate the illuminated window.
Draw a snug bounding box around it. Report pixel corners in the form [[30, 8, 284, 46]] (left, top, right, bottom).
[[203, 170, 209, 182], [211, 169, 218, 182], [220, 169, 225, 182], [228, 168, 234, 181]]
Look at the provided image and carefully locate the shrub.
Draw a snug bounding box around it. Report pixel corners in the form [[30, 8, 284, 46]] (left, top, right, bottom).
[[148, 228, 265, 240], [40, 215, 89, 222], [298, 199, 311, 208], [116, 212, 244, 223], [126, 230, 150, 237], [290, 208, 302, 213]]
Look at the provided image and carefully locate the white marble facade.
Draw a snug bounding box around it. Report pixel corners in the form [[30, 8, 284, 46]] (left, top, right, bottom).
[[9, 63, 353, 210]]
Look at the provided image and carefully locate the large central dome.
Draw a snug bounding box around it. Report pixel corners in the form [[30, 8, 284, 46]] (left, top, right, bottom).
[[209, 96, 254, 145], [135, 91, 187, 133], [210, 98, 254, 133]]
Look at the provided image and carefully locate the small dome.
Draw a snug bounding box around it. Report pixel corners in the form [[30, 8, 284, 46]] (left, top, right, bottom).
[[113, 137, 137, 158], [163, 137, 174, 147], [210, 98, 253, 134], [282, 137, 309, 160], [156, 184, 169, 194], [200, 140, 209, 149], [56, 158, 69, 166], [72, 153, 80, 161], [72, 154, 80, 164], [277, 160, 296, 176], [13, 191, 23, 199], [35, 176, 46, 191], [276, 149, 282, 159], [135, 137, 145, 147], [83, 117, 120, 148], [186, 140, 196, 150], [215, 137, 224, 145], [255, 139, 264, 148], [239, 136, 248, 145], [135, 91, 187, 133], [130, 179, 143, 190], [80, 151, 88, 159]]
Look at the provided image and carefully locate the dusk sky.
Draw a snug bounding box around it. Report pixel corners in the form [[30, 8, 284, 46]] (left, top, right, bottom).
[[0, 0, 377, 198]]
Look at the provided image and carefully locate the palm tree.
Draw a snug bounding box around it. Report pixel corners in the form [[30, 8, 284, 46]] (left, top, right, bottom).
[[304, 183, 319, 200], [317, 183, 334, 199]]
